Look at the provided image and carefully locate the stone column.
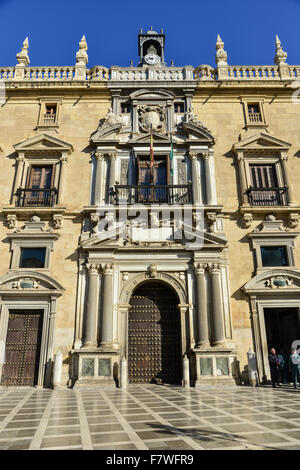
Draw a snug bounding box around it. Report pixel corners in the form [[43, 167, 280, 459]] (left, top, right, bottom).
[[194, 263, 210, 348], [15, 154, 25, 191], [94, 151, 104, 206], [281, 154, 294, 205], [83, 263, 100, 348], [188, 152, 200, 204], [57, 154, 68, 206], [236, 153, 248, 205], [100, 264, 115, 348], [209, 264, 225, 346]]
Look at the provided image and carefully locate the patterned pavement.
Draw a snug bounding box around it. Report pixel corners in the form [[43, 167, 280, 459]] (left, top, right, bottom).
[[0, 384, 300, 450]]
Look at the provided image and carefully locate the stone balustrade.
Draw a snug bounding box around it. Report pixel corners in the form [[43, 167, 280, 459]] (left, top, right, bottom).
[[1, 63, 300, 83]]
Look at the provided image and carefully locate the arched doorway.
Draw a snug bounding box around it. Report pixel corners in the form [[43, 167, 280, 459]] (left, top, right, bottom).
[[128, 281, 182, 384]]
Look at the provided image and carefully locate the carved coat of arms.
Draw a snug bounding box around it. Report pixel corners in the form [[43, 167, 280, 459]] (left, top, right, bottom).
[[138, 105, 165, 133]]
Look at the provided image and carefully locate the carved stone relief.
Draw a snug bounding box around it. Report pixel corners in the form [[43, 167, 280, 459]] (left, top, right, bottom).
[[138, 105, 165, 133]]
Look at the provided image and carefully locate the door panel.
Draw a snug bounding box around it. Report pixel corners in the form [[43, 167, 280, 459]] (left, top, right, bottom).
[[128, 282, 181, 384], [1, 311, 43, 387]]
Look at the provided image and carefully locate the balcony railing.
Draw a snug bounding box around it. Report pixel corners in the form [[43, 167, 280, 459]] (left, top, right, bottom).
[[248, 112, 262, 123], [43, 113, 57, 125], [114, 184, 193, 205], [15, 188, 58, 207], [247, 186, 288, 206]]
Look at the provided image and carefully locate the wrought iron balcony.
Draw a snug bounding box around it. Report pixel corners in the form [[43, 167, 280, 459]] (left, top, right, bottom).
[[247, 186, 288, 206], [114, 184, 193, 205], [15, 188, 58, 207]]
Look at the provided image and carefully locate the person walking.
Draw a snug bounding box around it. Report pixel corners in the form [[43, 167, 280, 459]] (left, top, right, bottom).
[[289, 348, 300, 390], [268, 348, 280, 388]]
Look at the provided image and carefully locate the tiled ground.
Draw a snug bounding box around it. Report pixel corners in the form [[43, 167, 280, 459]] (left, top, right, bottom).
[[0, 384, 300, 450]]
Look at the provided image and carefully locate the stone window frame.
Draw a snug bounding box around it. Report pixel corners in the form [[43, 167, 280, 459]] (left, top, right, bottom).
[[251, 238, 295, 271], [13, 135, 73, 208], [36, 98, 62, 130], [244, 154, 285, 191], [236, 151, 292, 208], [9, 238, 55, 271], [241, 98, 267, 129]]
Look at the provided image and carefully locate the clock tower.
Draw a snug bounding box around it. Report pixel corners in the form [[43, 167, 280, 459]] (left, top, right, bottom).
[[138, 27, 166, 66]]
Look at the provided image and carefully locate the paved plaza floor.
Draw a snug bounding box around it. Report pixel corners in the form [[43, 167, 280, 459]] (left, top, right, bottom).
[[0, 384, 300, 450]]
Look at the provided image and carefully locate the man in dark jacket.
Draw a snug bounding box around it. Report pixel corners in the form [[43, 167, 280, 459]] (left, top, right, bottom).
[[268, 348, 280, 388]]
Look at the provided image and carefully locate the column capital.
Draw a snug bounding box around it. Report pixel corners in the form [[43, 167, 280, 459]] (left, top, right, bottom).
[[200, 151, 210, 160], [108, 152, 117, 160], [102, 263, 115, 275], [280, 153, 289, 163], [86, 263, 100, 275], [208, 263, 221, 274], [236, 153, 245, 162], [95, 151, 104, 161], [188, 152, 199, 160], [16, 153, 25, 163], [60, 155, 68, 165], [194, 262, 208, 275]]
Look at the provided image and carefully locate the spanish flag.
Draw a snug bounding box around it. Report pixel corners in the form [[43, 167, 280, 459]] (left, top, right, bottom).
[[150, 125, 154, 168]]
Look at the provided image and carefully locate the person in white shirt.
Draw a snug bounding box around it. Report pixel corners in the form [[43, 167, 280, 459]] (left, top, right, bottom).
[[290, 348, 300, 389]]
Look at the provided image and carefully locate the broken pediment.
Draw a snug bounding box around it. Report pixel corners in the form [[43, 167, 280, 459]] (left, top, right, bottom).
[[181, 122, 215, 145], [243, 269, 300, 293], [91, 123, 122, 143], [14, 134, 73, 155], [0, 270, 64, 295], [233, 133, 291, 153], [81, 221, 227, 252]]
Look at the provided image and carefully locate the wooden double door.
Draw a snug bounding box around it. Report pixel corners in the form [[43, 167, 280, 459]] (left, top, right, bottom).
[[1, 311, 43, 387], [128, 282, 182, 385]]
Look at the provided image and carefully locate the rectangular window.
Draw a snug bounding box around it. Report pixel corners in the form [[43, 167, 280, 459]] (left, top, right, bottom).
[[121, 103, 130, 114], [261, 246, 288, 267], [28, 166, 53, 190], [174, 102, 184, 114], [250, 164, 278, 188], [137, 156, 167, 185], [248, 103, 262, 122], [44, 104, 57, 125], [19, 248, 46, 268]]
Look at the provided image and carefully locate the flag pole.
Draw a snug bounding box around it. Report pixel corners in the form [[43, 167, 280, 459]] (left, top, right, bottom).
[[150, 124, 154, 200]]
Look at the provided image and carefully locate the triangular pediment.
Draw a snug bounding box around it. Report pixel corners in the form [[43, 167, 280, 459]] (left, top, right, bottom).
[[233, 133, 291, 152], [181, 122, 215, 144], [14, 134, 73, 154]]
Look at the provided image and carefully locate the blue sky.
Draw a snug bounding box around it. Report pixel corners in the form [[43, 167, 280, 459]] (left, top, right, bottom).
[[0, 0, 300, 68]]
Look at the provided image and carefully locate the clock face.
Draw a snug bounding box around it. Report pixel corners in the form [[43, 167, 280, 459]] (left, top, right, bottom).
[[144, 54, 160, 65]]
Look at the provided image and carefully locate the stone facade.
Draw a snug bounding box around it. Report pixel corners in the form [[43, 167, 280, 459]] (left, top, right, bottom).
[[0, 30, 300, 388]]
